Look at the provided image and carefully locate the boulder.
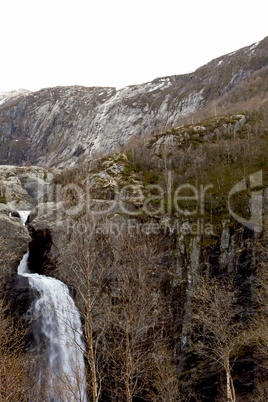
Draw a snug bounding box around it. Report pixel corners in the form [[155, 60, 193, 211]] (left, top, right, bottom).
[[0, 165, 53, 209]]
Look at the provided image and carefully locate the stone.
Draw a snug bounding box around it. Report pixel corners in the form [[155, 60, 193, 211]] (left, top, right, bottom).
[[0, 165, 53, 209]]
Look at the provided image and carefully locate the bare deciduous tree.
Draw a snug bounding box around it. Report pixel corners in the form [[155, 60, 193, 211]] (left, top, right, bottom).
[[100, 230, 170, 401], [58, 215, 113, 401], [0, 297, 39, 401], [245, 225, 268, 399], [58, 216, 177, 401], [191, 276, 242, 402]]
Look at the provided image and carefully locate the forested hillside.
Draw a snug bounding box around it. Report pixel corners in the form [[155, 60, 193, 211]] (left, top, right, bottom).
[[0, 37, 268, 401]]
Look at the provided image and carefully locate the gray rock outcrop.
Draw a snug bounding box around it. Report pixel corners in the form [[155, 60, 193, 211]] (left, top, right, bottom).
[[0, 204, 31, 273], [0, 165, 54, 272]]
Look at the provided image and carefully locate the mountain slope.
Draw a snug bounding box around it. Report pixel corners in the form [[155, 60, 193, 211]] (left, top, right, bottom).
[[0, 37, 267, 167]]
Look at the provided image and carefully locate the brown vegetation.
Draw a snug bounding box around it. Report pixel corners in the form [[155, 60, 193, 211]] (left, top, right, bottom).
[[0, 297, 38, 401], [56, 217, 181, 401]]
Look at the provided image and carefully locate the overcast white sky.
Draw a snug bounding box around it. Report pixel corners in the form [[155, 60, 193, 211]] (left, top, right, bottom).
[[0, 0, 267, 92]]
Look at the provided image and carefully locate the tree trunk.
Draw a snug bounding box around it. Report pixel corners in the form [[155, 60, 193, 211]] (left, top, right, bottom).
[[226, 362, 236, 402], [125, 321, 132, 402], [86, 286, 98, 402]]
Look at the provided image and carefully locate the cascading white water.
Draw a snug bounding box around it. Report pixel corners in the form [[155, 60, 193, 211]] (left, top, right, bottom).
[[18, 210, 31, 225], [17, 211, 87, 401]]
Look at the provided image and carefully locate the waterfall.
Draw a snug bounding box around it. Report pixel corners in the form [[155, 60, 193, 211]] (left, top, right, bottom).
[[17, 211, 87, 401]]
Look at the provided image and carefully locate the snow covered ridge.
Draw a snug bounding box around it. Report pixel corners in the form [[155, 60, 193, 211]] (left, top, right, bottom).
[[137, 78, 172, 93], [0, 89, 32, 105]]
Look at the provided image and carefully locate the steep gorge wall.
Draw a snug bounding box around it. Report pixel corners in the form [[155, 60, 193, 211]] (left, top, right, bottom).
[[26, 188, 264, 399], [0, 159, 266, 400], [0, 83, 204, 167], [0, 165, 54, 272]]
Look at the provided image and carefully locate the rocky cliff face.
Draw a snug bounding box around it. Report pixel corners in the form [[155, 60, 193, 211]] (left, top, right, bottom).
[[0, 165, 54, 272], [0, 37, 268, 400], [0, 37, 267, 168], [21, 165, 266, 399]]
